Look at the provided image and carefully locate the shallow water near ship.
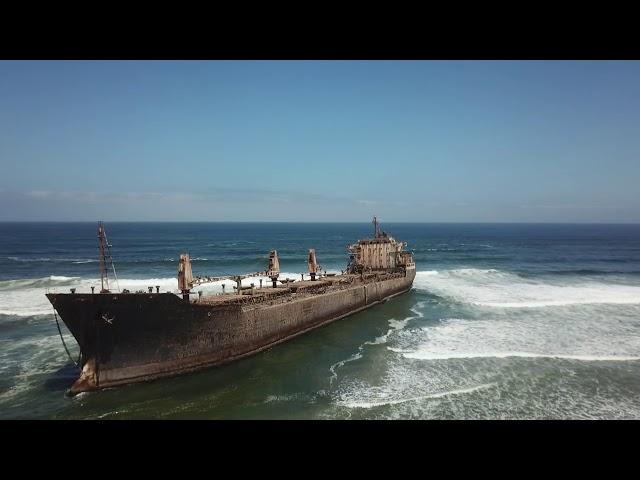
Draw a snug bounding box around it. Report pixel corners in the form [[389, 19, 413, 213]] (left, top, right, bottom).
[[1, 222, 640, 419]]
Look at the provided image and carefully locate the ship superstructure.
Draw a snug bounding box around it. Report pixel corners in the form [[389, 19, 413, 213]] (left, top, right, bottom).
[[347, 216, 415, 273]]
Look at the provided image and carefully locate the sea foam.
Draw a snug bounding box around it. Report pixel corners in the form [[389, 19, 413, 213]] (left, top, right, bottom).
[[340, 383, 496, 409], [413, 268, 640, 308]]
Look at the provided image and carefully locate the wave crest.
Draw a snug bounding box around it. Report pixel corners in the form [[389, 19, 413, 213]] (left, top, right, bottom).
[[0, 276, 81, 291], [414, 268, 640, 308]]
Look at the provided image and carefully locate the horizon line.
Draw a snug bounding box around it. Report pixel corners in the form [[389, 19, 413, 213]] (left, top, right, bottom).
[[1, 220, 640, 225]]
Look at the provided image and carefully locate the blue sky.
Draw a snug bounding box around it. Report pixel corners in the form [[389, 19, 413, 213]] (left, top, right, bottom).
[[0, 60, 638, 222]]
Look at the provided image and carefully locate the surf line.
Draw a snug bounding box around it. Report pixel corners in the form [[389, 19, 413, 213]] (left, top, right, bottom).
[[342, 382, 497, 409], [328, 301, 426, 386]]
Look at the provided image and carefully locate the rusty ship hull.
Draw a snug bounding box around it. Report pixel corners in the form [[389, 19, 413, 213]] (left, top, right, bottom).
[[48, 268, 415, 394]]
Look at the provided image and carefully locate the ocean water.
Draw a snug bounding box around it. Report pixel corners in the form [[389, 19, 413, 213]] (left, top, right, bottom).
[[1, 222, 640, 419]]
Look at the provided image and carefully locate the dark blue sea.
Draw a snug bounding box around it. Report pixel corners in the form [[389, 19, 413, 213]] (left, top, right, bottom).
[[1, 222, 640, 419]]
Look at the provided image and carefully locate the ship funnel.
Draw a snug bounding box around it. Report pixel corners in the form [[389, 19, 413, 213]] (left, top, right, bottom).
[[178, 253, 194, 300], [308, 249, 320, 280], [267, 250, 280, 287]]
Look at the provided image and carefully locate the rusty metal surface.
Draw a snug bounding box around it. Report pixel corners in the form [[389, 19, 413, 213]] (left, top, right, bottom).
[[177, 253, 194, 292], [46, 217, 416, 394], [48, 269, 415, 394]]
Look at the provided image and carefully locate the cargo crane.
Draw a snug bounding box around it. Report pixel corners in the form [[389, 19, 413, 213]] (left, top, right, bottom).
[[266, 250, 280, 287], [308, 249, 321, 280], [178, 253, 194, 301]]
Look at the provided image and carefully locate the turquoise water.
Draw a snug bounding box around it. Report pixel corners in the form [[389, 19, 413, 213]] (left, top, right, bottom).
[[1, 222, 640, 419]]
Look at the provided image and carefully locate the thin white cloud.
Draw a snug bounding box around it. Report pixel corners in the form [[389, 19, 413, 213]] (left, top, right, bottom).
[[27, 190, 54, 198]]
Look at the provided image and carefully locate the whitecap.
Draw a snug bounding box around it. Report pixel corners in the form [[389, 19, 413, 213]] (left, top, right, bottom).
[[340, 383, 497, 409], [401, 350, 640, 362], [413, 268, 640, 308]]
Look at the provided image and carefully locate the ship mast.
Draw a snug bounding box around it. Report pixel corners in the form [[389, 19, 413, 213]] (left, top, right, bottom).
[[373, 216, 380, 238], [97, 221, 118, 293]]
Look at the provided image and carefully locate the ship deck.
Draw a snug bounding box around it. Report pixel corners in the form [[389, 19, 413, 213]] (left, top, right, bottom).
[[194, 272, 406, 308]]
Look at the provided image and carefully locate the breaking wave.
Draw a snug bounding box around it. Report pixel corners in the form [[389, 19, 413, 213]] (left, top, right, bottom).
[[413, 268, 640, 307], [0, 276, 82, 291], [398, 350, 640, 362], [328, 301, 425, 385], [339, 383, 496, 409], [388, 306, 640, 366], [6, 256, 98, 264]]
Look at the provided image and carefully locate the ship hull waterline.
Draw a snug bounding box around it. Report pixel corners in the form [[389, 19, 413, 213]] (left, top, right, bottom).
[[47, 270, 415, 395]]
